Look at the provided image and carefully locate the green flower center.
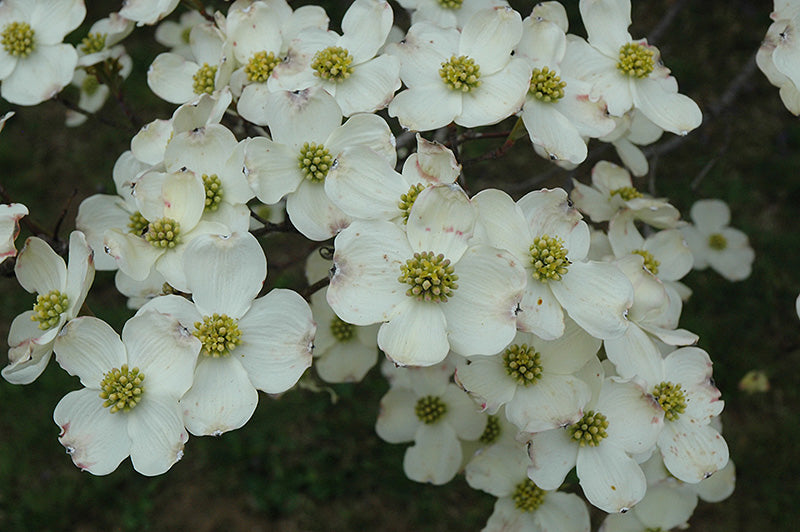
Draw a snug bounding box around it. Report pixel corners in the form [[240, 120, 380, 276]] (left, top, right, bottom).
[[529, 66, 566, 103], [439, 55, 481, 92], [181, 27, 192, 44], [503, 344, 543, 386], [399, 251, 459, 303], [80, 32, 107, 54], [193, 313, 243, 357], [529, 234, 570, 282], [708, 233, 727, 250], [632, 249, 660, 275], [398, 183, 426, 223], [479, 415, 502, 445], [330, 315, 355, 342], [245, 50, 280, 82], [652, 381, 687, 422], [610, 186, 643, 200], [128, 211, 149, 235], [437, 0, 463, 8], [414, 395, 447, 424], [298, 142, 333, 183], [31, 290, 69, 330], [512, 479, 547, 512], [99, 364, 145, 414], [1, 21, 35, 57], [81, 73, 101, 96], [202, 173, 224, 212], [568, 410, 609, 447], [617, 42, 655, 78], [145, 217, 181, 249], [311, 46, 354, 83], [192, 62, 217, 95]]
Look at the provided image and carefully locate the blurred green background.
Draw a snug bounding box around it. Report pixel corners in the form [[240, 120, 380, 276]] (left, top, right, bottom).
[[1, 0, 798, 530]]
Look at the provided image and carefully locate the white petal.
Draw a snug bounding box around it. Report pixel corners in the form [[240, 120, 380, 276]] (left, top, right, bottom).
[[526, 428, 578, 490], [243, 137, 304, 204], [75, 195, 132, 271], [103, 229, 162, 281], [522, 99, 588, 164], [375, 387, 419, 443], [261, 87, 342, 146], [455, 355, 516, 414], [128, 394, 188, 475], [632, 483, 697, 530], [536, 317, 602, 374], [1, 45, 77, 105], [534, 491, 592, 532], [576, 443, 646, 513], [472, 188, 532, 261], [604, 324, 664, 385], [580, 0, 631, 56], [147, 53, 197, 104], [315, 340, 377, 383], [339, 0, 393, 63], [459, 7, 522, 74], [388, 85, 461, 131], [403, 422, 462, 485], [632, 78, 702, 136], [465, 442, 529, 497], [378, 301, 450, 367], [325, 112, 396, 164], [15, 236, 66, 294], [457, 59, 530, 128], [286, 181, 352, 241], [598, 379, 663, 454], [54, 317, 125, 387], [442, 383, 486, 440], [406, 184, 475, 259], [507, 374, 590, 433], [333, 55, 400, 116], [659, 420, 729, 483]]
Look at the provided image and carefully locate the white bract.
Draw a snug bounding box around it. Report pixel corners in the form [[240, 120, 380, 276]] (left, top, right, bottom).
[[0, 202, 27, 260]]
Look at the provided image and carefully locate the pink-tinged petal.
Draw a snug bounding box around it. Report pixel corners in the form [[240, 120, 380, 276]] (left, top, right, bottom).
[[244, 137, 304, 204], [339, 0, 393, 63], [576, 443, 646, 513], [466, 442, 530, 497], [404, 421, 462, 485], [184, 231, 265, 318], [659, 420, 729, 483], [375, 387, 419, 444], [1, 44, 77, 105], [407, 184, 475, 260], [333, 55, 400, 116], [325, 145, 407, 220], [236, 289, 315, 393], [507, 373, 590, 433], [457, 59, 530, 128], [443, 246, 525, 356], [0, 203, 27, 258], [402, 134, 461, 186], [54, 317, 125, 387], [537, 317, 602, 374], [442, 383, 486, 440], [53, 388, 131, 476], [473, 188, 532, 261], [327, 220, 412, 325], [534, 491, 591, 532], [262, 87, 342, 147], [378, 300, 449, 367], [517, 280, 565, 340], [180, 356, 258, 435], [2, 311, 56, 385], [147, 53, 198, 104], [459, 7, 522, 74], [604, 324, 664, 385], [632, 79, 702, 136], [103, 229, 162, 281], [598, 379, 663, 454], [551, 260, 633, 340], [579, 0, 631, 56], [388, 85, 462, 132], [15, 236, 66, 294], [123, 310, 200, 398], [325, 113, 396, 165], [526, 428, 578, 490], [128, 394, 188, 476], [455, 355, 516, 414], [315, 340, 377, 383], [522, 99, 588, 164], [286, 181, 352, 241]]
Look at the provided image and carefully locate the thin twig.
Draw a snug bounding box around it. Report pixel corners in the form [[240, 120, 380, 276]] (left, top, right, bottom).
[[301, 277, 330, 302], [648, 0, 690, 45], [54, 95, 131, 131]]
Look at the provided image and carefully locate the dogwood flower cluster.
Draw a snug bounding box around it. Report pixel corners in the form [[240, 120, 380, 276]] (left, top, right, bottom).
[[757, 0, 800, 114], [0, 0, 751, 529]]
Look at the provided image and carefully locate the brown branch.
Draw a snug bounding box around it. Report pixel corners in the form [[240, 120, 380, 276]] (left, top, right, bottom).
[[301, 277, 330, 302]]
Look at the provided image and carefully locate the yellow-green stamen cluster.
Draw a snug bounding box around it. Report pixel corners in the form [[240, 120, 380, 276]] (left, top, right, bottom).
[[437, 0, 464, 7], [192, 63, 217, 95], [245, 50, 280, 82], [610, 186, 643, 200], [81, 73, 101, 96], [193, 313, 243, 357], [617, 42, 655, 78], [512, 479, 547, 512], [708, 233, 727, 250], [297, 142, 333, 183], [503, 344, 543, 386], [31, 290, 69, 330], [399, 251, 458, 302], [633, 249, 660, 275], [439, 55, 481, 92], [145, 218, 181, 249], [652, 381, 687, 421], [479, 415, 502, 445], [311, 46, 354, 83], [529, 234, 569, 282], [398, 183, 426, 223], [1, 21, 35, 57], [181, 27, 192, 44], [414, 395, 447, 424], [529, 66, 566, 103], [99, 364, 145, 413], [330, 315, 355, 342], [202, 173, 224, 212], [569, 410, 609, 447], [80, 32, 107, 54], [128, 211, 149, 235]]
